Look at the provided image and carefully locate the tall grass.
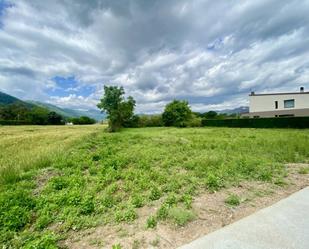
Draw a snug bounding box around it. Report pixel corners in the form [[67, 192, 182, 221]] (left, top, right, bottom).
[[0, 125, 102, 184]]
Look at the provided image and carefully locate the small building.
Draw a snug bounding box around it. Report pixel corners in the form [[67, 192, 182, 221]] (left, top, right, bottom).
[[243, 87, 309, 118]]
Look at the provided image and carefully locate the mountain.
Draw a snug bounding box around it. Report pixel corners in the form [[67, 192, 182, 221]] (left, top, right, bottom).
[[217, 106, 249, 115], [0, 91, 105, 121], [0, 91, 33, 107], [27, 101, 105, 121]]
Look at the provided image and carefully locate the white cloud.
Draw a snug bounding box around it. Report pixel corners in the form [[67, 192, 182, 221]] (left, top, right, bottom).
[[0, 0, 308, 113]]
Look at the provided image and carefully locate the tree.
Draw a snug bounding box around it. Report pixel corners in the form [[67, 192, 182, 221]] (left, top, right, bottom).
[[204, 111, 218, 119], [69, 116, 96, 125], [97, 86, 136, 132], [162, 100, 192, 127], [47, 111, 63, 125]]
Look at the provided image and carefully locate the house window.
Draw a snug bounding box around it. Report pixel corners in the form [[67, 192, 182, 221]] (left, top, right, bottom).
[[275, 101, 278, 109], [284, 99, 295, 108]]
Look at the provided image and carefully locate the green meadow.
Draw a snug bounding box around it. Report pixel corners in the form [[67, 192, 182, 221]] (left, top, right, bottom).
[[1, 126, 309, 248]]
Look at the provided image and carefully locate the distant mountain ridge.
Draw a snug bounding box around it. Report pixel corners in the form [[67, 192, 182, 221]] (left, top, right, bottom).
[[217, 106, 249, 114], [0, 91, 105, 121], [27, 101, 105, 121]]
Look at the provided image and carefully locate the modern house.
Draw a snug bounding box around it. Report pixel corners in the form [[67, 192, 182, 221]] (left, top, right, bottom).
[[243, 87, 309, 118]]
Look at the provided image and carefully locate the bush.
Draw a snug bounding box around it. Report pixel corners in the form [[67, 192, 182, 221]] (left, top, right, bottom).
[[162, 100, 192, 127], [69, 116, 96, 125], [201, 117, 309, 129], [186, 116, 202, 127], [137, 115, 163, 127]]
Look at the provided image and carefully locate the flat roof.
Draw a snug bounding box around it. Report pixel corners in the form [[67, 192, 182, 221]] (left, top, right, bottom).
[[250, 91, 309, 96]]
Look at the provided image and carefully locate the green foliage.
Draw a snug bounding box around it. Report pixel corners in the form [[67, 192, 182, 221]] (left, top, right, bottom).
[[80, 195, 95, 215], [131, 194, 144, 208], [205, 173, 224, 192], [149, 187, 162, 201], [298, 167, 309, 174], [112, 244, 123, 249], [225, 194, 241, 206], [162, 100, 192, 127], [69, 116, 96, 125], [137, 115, 163, 127], [167, 207, 195, 226], [97, 85, 136, 132], [156, 204, 169, 220], [22, 232, 59, 249], [0, 103, 64, 125], [204, 111, 218, 119], [0, 189, 36, 232], [115, 208, 137, 223], [146, 216, 157, 229]]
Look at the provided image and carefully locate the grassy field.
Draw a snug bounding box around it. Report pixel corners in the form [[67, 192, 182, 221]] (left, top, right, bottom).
[[1, 126, 309, 248]]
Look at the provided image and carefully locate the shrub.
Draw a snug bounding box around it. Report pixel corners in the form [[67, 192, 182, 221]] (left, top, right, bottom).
[[201, 117, 309, 129], [69, 116, 96, 125], [186, 116, 202, 127], [162, 100, 192, 127], [137, 115, 163, 127]]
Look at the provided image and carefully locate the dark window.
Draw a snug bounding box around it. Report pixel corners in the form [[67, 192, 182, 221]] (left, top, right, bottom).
[[253, 116, 260, 118], [275, 101, 278, 109], [284, 99, 295, 108]]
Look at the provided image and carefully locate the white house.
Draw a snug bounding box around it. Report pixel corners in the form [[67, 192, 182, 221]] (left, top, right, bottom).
[[244, 87, 309, 118]]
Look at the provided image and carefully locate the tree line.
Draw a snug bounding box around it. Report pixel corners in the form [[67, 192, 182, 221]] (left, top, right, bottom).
[[0, 103, 95, 125], [97, 86, 238, 132]]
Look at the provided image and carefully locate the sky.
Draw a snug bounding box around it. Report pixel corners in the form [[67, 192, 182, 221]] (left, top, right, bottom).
[[0, 0, 309, 113]]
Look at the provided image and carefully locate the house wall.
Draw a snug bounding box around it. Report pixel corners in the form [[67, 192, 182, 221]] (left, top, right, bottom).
[[249, 94, 309, 113]]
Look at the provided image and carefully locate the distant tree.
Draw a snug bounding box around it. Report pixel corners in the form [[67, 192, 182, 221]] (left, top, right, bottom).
[[47, 111, 63, 125], [27, 107, 49, 125], [204, 111, 218, 119], [69, 116, 96, 125], [97, 86, 136, 132], [162, 100, 192, 127]]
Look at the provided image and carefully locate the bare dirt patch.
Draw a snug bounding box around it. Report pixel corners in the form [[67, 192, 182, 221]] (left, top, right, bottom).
[[64, 163, 309, 249], [33, 167, 59, 196]]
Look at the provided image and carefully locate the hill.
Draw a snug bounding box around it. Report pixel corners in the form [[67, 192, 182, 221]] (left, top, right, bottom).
[[28, 101, 105, 121], [0, 91, 33, 108], [0, 91, 105, 121]]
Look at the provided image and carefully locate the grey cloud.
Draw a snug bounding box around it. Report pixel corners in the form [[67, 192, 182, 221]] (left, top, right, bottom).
[[0, 0, 309, 113]]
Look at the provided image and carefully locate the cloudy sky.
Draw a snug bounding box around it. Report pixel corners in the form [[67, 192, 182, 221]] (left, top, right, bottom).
[[0, 0, 309, 113]]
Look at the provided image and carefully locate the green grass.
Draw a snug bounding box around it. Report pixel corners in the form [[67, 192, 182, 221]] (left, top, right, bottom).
[[0, 126, 309, 248], [298, 166, 309, 174], [225, 194, 241, 206]]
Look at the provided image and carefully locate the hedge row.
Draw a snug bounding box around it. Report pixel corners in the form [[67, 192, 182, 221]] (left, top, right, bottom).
[[201, 117, 309, 129], [0, 120, 33, 125]]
